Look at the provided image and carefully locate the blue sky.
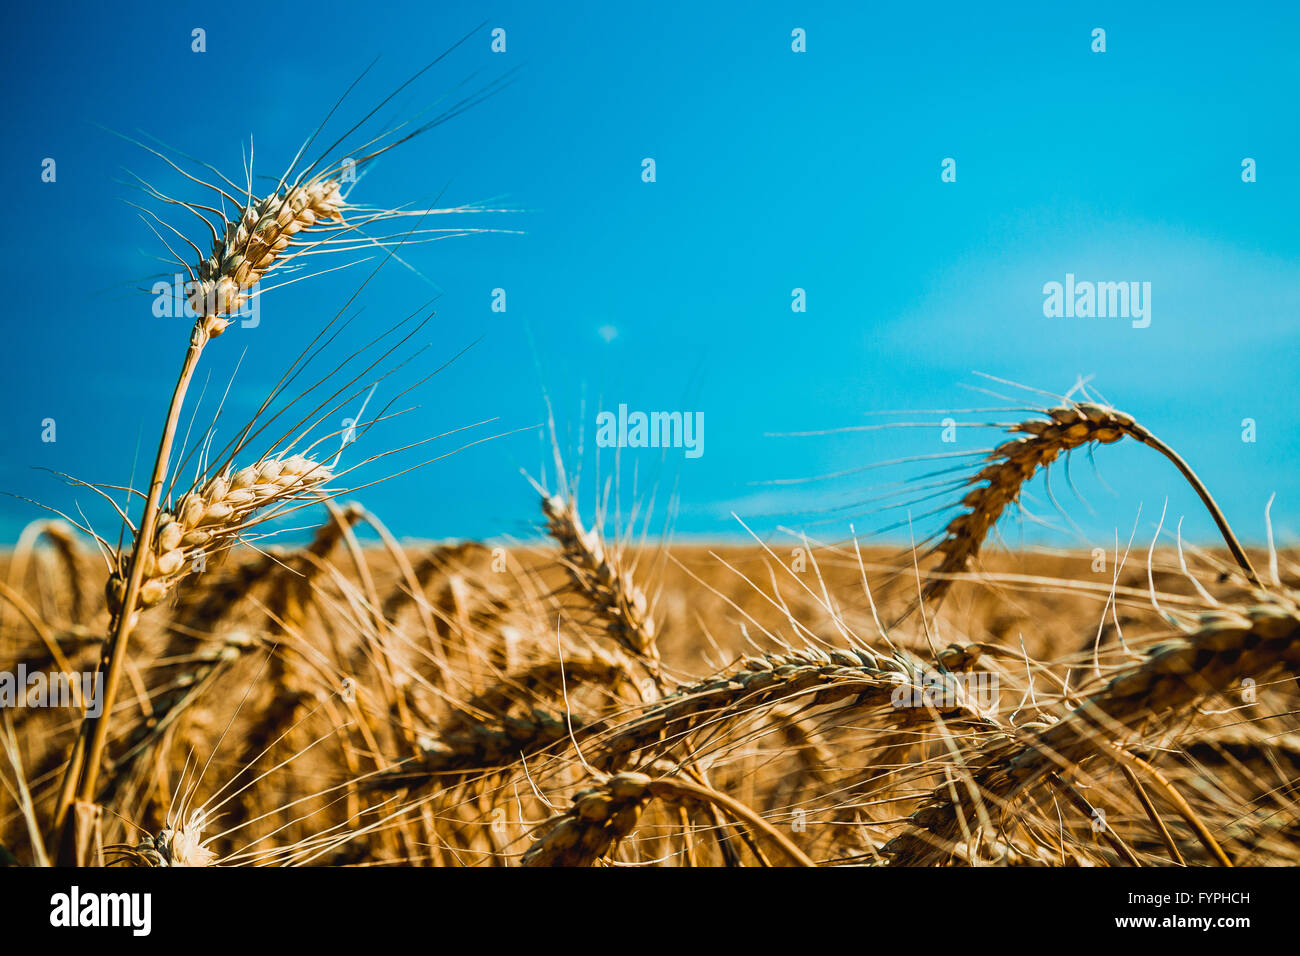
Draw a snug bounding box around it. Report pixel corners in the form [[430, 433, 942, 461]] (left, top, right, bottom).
[[1, 1, 1297, 552]]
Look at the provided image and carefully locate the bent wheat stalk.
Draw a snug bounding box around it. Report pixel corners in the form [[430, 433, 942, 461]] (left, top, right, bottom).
[[597, 646, 995, 770], [924, 401, 1259, 605], [58, 180, 343, 837]]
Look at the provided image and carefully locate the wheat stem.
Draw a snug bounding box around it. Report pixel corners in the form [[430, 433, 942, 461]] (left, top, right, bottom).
[[1120, 762, 1185, 865], [1104, 743, 1231, 867], [56, 324, 211, 858]]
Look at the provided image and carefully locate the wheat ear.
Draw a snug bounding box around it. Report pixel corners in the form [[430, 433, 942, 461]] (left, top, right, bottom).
[[186, 179, 345, 330], [105, 454, 333, 614], [365, 708, 590, 791], [120, 809, 217, 867], [520, 772, 815, 867], [58, 120, 401, 843], [597, 646, 992, 770], [542, 494, 659, 662], [923, 401, 1258, 605], [883, 599, 1300, 865], [463, 644, 637, 717]]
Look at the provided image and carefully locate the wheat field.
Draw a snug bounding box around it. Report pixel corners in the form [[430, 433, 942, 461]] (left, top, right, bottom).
[[4, 512, 1299, 867], [2, 49, 1298, 872]]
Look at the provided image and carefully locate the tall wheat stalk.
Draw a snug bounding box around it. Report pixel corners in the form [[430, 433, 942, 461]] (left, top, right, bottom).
[[50, 55, 504, 858]]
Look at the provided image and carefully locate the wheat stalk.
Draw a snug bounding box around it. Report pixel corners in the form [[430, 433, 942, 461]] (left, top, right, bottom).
[[597, 646, 994, 770], [923, 401, 1258, 605], [56, 80, 488, 845]]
